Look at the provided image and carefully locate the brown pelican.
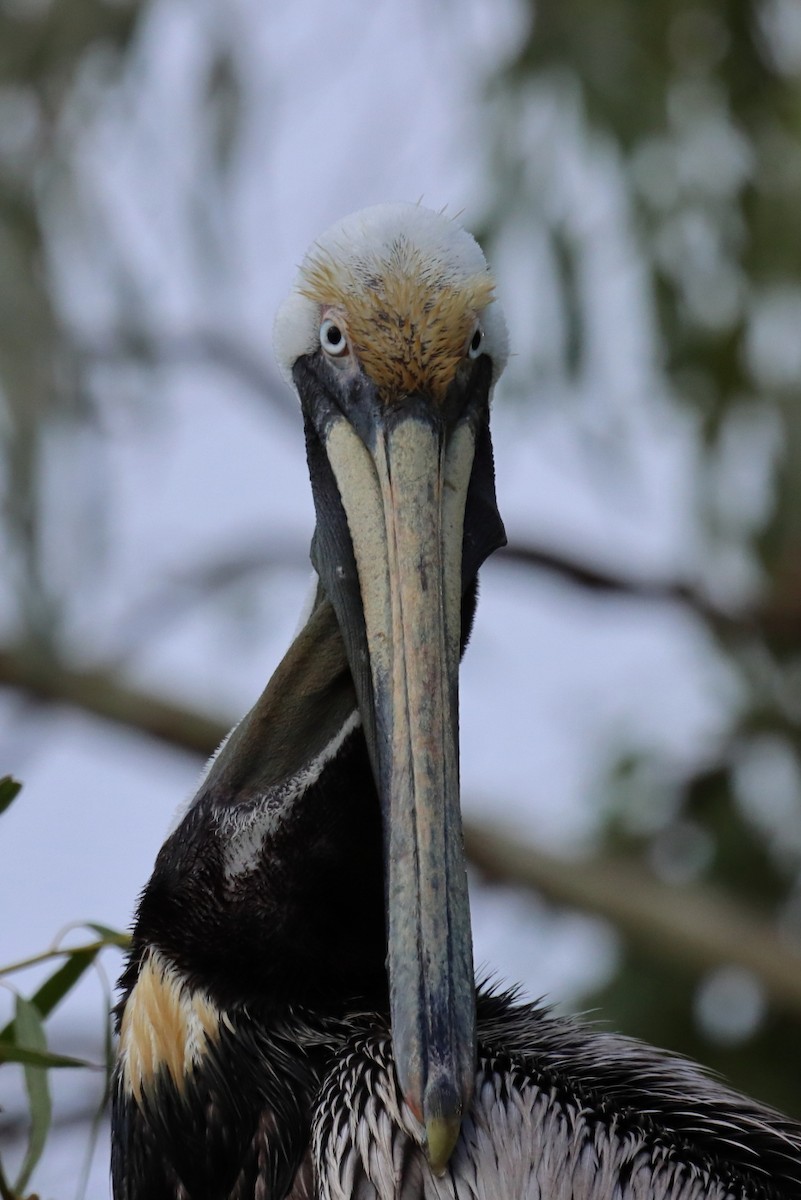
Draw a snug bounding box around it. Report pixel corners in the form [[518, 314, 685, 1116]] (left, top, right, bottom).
[[112, 204, 801, 1199]]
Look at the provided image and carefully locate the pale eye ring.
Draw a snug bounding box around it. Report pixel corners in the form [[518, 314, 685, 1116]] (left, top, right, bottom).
[[468, 325, 483, 359], [320, 318, 349, 357]]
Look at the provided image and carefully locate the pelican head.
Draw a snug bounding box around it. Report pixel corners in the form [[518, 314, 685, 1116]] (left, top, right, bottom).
[[274, 204, 507, 1170]]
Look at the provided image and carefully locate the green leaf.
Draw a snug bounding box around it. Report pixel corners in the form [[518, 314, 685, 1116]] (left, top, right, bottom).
[[0, 1042, 94, 1069], [0, 946, 99, 1043], [0, 775, 22, 816], [29, 946, 97, 1019], [0, 929, 129, 981], [13, 995, 52, 1193], [84, 921, 130, 945]]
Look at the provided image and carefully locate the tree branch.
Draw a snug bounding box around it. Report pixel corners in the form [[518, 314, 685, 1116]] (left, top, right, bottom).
[[499, 543, 700, 602], [466, 820, 801, 1018], [0, 646, 226, 757], [498, 542, 801, 642], [80, 328, 299, 425], [3, 642, 801, 1017]]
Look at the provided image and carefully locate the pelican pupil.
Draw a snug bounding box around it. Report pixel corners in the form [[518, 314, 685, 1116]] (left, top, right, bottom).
[[320, 318, 348, 357], [469, 327, 483, 357]]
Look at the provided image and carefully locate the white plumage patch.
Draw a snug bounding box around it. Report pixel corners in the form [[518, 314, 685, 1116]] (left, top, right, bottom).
[[273, 204, 508, 396], [219, 708, 361, 882]]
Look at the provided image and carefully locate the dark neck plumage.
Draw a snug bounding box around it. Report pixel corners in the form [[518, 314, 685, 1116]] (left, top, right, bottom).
[[121, 571, 481, 1022], [113, 577, 479, 1199], [120, 594, 385, 1020]]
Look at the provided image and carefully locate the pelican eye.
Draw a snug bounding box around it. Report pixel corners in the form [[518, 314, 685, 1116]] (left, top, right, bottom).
[[320, 319, 349, 358], [468, 326, 483, 359]]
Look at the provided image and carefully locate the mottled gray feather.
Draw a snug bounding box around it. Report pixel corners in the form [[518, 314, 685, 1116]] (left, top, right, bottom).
[[310, 999, 801, 1200]]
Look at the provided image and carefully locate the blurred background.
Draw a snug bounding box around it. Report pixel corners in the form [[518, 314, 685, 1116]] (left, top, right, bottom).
[[1, 0, 800, 1194]]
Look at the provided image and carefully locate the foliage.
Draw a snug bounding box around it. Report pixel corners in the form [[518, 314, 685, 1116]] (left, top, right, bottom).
[[0, 777, 129, 1198], [0, 7, 141, 1184], [1, 0, 143, 652], [485, 0, 801, 1111]]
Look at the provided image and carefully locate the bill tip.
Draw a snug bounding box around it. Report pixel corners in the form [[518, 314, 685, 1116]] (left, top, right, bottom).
[[425, 1115, 462, 1175]]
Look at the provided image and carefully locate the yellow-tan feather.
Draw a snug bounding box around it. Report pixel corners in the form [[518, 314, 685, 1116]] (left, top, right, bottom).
[[118, 950, 221, 1103], [300, 243, 495, 401]]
